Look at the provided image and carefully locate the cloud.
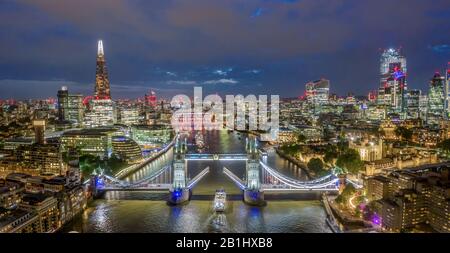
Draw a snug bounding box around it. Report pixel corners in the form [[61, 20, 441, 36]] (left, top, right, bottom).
[[428, 44, 450, 53], [166, 80, 197, 85], [251, 8, 264, 18], [244, 69, 262, 74], [166, 71, 177, 76], [213, 68, 233, 76], [213, 70, 227, 76], [203, 79, 238, 85]]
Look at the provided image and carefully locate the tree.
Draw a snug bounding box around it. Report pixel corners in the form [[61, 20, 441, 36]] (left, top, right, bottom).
[[394, 126, 413, 142], [307, 158, 324, 175], [280, 144, 301, 157], [324, 145, 338, 164], [335, 184, 356, 204], [336, 149, 364, 174], [438, 139, 450, 156], [296, 133, 307, 143]]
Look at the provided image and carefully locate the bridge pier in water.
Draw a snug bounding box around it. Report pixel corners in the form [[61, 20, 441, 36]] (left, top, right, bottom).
[[243, 138, 266, 206], [89, 174, 106, 199]]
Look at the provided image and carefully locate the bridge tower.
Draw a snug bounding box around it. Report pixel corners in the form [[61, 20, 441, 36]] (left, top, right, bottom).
[[89, 171, 105, 199], [243, 137, 266, 206], [168, 137, 190, 205]]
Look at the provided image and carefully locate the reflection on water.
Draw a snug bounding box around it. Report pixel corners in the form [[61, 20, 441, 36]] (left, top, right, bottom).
[[65, 200, 330, 233], [64, 130, 331, 233]]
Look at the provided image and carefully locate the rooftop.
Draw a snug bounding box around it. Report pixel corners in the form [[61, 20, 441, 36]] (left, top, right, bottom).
[[0, 208, 33, 229], [21, 193, 51, 205]]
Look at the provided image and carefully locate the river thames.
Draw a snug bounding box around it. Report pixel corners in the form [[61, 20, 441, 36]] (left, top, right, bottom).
[[64, 130, 331, 233]]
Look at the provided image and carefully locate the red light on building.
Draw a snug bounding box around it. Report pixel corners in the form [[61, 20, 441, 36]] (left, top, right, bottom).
[[368, 91, 377, 102], [145, 90, 157, 107], [83, 96, 94, 105]]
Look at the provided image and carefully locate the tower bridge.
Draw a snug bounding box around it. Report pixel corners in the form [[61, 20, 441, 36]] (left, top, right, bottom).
[[90, 137, 361, 205]]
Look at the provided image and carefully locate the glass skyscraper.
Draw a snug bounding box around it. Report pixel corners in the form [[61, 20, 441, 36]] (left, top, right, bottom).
[[378, 48, 407, 115], [427, 72, 446, 126]]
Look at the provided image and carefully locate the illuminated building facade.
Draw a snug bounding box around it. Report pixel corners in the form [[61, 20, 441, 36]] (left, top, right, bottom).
[[367, 169, 449, 232], [130, 125, 173, 150], [57, 86, 84, 125], [33, 119, 46, 145], [60, 128, 118, 159], [15, 144, 64, 176], [118, 106, 141, 125], [145, 90, 157, 108], [57, 86, 68, 122], [94, 40, 111, 99], [111, 136, 143, 164], [84, 99, 116, 128], [445, 62, 450, 118], [427, 72, 446, 126], [406, 89, 421, 119], [305, 79, 330, 106], [378, 48, 407, 114], [349, 139, 383, 162]]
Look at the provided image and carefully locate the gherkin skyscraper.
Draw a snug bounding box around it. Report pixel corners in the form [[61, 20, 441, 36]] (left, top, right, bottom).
[[94, 40, 111, 99]]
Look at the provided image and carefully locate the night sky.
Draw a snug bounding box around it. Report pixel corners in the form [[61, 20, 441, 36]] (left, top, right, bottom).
[[0, 0, 449, 99]]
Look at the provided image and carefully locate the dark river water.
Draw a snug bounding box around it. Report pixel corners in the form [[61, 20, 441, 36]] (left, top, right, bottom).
[[64, 130, 331, 233]]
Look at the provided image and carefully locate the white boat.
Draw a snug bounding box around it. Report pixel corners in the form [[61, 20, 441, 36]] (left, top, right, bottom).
[[213, 189, 226, 212]]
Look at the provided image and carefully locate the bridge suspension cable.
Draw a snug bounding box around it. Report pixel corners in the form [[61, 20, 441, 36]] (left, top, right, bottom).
[[101, 165, 171, 188], [259, 161, 338, 189]]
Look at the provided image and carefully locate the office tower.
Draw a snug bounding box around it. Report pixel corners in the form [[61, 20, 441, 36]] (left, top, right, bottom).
[[118, 106, 141, 125], [406, 89, 421, 119], [427, 72, 446, 126], [305, 79, 330, 105], [368, 90, 377, 103], [94, 40, 111, 99], [33, 119, 46, 144], [83, 99, 116, 128], [145, 90, 157, 108], [57, 86, 69, 121], [57, 86, 84, 125], [66, 94, 84, 124], [445, 62, 450, 118], [378, 48, 407, 113], [419, 95, 428, 119]]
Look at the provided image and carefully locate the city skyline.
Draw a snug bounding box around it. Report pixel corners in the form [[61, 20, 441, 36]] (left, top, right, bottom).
[[1, 1, 450, 236], [0, 0, 449, 99]]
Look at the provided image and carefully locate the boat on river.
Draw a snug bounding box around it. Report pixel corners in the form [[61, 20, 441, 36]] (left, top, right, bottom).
[[213, 189, 226, 212]]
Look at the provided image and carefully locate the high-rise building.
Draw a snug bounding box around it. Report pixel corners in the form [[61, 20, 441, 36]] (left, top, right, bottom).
[[33, 119, 46, 145], [118, 106, 141, 125], [406, 89, 421, 119], [419, 95, 428, 119], [94, 40, 111, 99], [378, 48, 407, 114], [57, 86, 84, 125], [15, 144, 64, 176], [57, 86, 68, 121], [145, 90, 157, 108], [427, 72, 446, 126], [83, 99, 116, 128], [445, 62, 450, 118], [305, 79, 330, 105], [66, 94, 84, 125]]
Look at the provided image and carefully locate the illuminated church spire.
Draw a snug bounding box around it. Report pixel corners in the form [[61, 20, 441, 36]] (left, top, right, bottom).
[[94, 40, 111, 99]]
